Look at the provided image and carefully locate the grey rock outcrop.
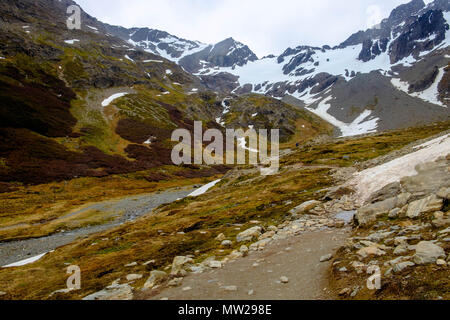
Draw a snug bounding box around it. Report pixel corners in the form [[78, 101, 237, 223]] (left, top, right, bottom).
[[289, 200, 322, 215], [83, 283, 133, 300], [413, 241, 446, 265], [143, 271, 167, 290], [355, 193, 410, 226], [236, 226, 263, 243], [171, 256, 194, 276]]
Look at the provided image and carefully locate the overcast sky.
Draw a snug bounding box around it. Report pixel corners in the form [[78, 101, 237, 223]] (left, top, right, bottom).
[[75, 0, 431, 57]]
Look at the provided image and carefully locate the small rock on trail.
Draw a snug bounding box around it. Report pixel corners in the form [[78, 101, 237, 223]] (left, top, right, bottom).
[[320, 254, 333, 262]]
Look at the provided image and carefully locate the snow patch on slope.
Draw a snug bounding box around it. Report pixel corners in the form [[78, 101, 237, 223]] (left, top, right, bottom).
[[2, 252, 52, 268], [124, 55, 134, 63], [238, 137, 259, 153], [216, 98, 231, 126], [144, 59, 163, 63], [188, 179, 221, 197], [101, 93, 129, 107], [391, 67, 447, 107], [306, 96, 379, 137], [64, 39, 79, 45]]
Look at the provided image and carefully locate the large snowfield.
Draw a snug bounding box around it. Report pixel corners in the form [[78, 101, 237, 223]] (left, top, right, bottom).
[[348, 133, 450, 204]]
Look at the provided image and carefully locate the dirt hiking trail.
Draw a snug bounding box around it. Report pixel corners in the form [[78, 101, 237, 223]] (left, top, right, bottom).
[[146, 229, 349, 300]]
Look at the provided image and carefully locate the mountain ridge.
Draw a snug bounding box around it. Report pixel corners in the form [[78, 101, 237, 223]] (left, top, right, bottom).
[[0, 0, 330, 185], [0, 0, 448, 141], [100, 0, 449, 137]]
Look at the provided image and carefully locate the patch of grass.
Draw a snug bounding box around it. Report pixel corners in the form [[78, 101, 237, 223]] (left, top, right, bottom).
[[95, 243, 134, 256], [63, 58, 89, 83], [115, 92, 174, 129], [69, 96, 125, 155]]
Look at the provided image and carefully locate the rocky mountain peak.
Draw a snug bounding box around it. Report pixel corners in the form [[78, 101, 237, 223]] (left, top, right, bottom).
[[208, 37, 258, 67], [427, 0, 450, 11], [105, 26, 258, 73], [388, 0, 426, 24], [339, 0, 432, 49], [190, 0, 449, 137], [389, 8, 448, 63]]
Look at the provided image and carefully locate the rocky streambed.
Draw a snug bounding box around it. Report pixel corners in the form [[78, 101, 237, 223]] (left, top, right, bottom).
[[0, 187, 195, 267]]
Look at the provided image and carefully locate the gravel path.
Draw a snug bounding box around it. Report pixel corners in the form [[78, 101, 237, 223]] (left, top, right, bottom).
[[0, 187, 194, 267], [148, 229, 349, 300]]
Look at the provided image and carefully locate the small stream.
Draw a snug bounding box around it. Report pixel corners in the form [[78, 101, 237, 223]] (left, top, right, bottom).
[[0, 187, 195, 267]]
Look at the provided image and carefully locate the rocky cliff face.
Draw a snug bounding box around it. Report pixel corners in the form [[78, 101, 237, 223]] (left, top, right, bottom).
[[388, 9, 448, 64]]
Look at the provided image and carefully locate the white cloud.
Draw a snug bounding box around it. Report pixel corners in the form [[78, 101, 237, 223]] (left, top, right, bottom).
[[75, 0, 416, 56]]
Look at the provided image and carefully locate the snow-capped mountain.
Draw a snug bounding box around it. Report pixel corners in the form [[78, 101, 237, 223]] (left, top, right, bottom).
[[113, 0, 449, 137], [121, 27, 209, 63], [106, 26, 258, 72], [193, 0, 449, 95], [191, 0, 450, 135]]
